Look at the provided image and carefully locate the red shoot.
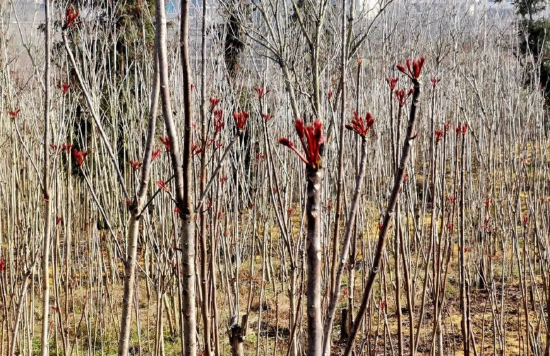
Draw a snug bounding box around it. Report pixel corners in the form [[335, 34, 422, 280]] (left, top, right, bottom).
[[327, 91, 333, 100], [62, 143, 73, 152], [0, 257, 4, 272], [214, 110, 224, 135], [159, 136, 171, 151], [129, 160, 143, 171], [435, 130, 444, 143], [64, 8, 81, 29], [210, 97, 220, 110], [345, 111, 375, 137], [262, 113, 272, 121], [151, 148, 162, 161], [279, 119, 325, 169], [455, 123, 468, 136], [72, 149, 88, 166], [174, 207, 182, 214], [157, 180, 170, 192], [386, 77, 398, 91], [254, 86, 269, 99], [446, 195, 457, 204], [278, 138, 295, 149], [7, 109, 20, 118], [431, 78, 440, 88], [56, 216, 63, 225], [57, 83, 70, 94], [395, 88, 413, 107], [233, 111, 249, 132], [396, 56, 426, 79]]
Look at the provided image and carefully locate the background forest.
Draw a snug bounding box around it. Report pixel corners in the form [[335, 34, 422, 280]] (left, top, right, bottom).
[[1, 0, 550, 356]]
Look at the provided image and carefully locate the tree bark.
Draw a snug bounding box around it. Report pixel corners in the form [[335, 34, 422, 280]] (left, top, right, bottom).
[[40, 1, 51, 354], [307, 167, 323, 356], [179, 1, 197, 355]]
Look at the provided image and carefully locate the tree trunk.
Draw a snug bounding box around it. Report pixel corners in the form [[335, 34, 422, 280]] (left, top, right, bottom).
[[307, 167, 323, 356], [179, 1, 197, 355], [343, 77, 422, 356], [40, 1, 51, 354], [118, 15, 160, 356]]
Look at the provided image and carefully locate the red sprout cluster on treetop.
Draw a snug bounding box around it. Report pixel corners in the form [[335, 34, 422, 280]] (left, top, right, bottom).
[[72, 149, 88, 166], [233, 111, 249, 132], [395, 88, 413, 107], [386, 77, 398, 91], [151, 148, 162, 161], [50, 143, 73, 153], [213, 110, 224, 135], [129, 160, 143, 171], [279, 119, 326, 169], [456, 123, 468, 136], [159, 136, 171, 151], [254, 86, 269, 99], [396, 57, 426, 79], [7, 109, 20, 118], [157, 180, 169, 192], [210, 97, 220, 110], [64, 8, 81, 29], [57, 83, 70, 94], [435, 130, 445, 143], [346, 111, 375, 137]]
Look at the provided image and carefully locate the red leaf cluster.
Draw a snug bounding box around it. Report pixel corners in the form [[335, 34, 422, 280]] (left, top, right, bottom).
[[386, 77, 398, 91], [346, 111, 375, 137], [151, 148, 162, 161], [7, 109, 20, 118], [435, 130, 444, 143], [254, 86, 269, 99], [214, 109, 224, 134], [157, 180, 169, 192], [50, 143, 73, 153], [395, 88, 413, 107], [72, 149, 88, 166], [57, 83, 70, 94], [159, 136, 171, 151], [210, 97, 220, 110], [64, 8, 81, 29], [233, 111, 249, 132], [279, 119, 325, 169], [129, 160, 143, 171], [396, 57, 426, 79], [455, 123, 468, 136]]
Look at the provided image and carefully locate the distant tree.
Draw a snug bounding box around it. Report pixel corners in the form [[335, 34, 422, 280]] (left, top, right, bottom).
[[503, 0, 550, 103]]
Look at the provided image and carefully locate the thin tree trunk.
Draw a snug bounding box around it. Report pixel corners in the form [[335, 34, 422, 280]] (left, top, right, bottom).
[[118, 21, 160, 356], [323, 135, 368, 356], [199, 0, 211, 354], [307, 167, 324, 356], [329, 0, 347, 302], [343, 77, 422, 356], [40, 1, 52, 354], [178, 1, 197, 355]]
